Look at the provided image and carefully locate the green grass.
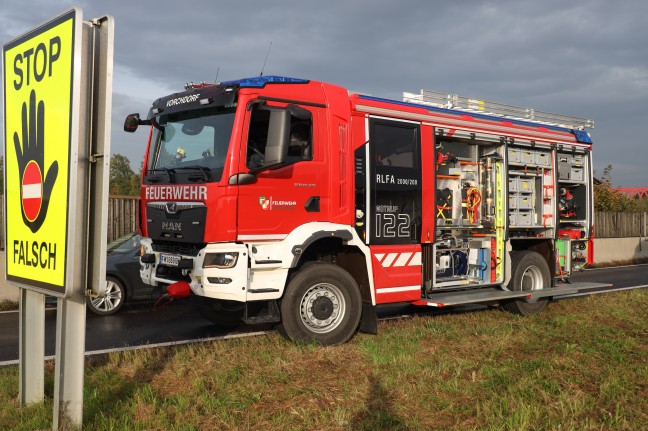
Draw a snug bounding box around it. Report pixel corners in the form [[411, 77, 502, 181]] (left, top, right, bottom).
[[0, 290, 646, 430], [0, 299, 18, 311]]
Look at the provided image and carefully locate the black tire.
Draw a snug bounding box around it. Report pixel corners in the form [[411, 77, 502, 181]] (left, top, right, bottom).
[[280, 262, 362, 345], [501, 250, 551, 316], [193, 297, 246, 327], [87, 276, 125, 315]]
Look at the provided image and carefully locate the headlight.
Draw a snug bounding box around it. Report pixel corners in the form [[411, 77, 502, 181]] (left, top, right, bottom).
[[203, 252, 239, 269]]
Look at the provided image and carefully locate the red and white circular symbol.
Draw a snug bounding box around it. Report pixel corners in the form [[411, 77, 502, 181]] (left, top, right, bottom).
[[22, 160, 43, 222]]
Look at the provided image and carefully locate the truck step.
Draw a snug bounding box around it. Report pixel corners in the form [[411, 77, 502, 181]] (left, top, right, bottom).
[[244, 300, 280, 324], [413, 282, 613, 307]]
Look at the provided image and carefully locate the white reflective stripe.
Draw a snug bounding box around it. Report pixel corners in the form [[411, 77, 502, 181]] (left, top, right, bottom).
[[393, 252, 412, 267], [409, 252, 422, 266], [374, 253, 385, 263], [382, 253, 398, 267], [237, 234, 287, 241], [376, 285, 420, 294], [22, 183, 41, 199]]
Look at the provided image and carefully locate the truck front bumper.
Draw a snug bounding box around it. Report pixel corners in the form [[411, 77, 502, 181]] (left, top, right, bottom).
[[139, 238, 250, 302]]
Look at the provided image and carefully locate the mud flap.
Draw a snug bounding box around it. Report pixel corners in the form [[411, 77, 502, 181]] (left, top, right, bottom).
[[358, 301, 378, 335]]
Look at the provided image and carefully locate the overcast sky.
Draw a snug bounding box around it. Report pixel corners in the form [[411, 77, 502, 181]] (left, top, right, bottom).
[[2, 0, 647, 186]]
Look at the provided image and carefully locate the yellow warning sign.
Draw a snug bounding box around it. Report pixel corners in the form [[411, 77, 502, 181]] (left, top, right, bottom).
[[3, 10, 78, 294]]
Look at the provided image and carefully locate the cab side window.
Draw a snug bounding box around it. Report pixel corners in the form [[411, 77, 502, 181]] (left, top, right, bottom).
[[246, 104, 313, 169]]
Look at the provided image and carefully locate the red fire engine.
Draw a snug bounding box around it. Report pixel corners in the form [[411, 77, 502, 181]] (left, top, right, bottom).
[[125, 76, 609, 345]]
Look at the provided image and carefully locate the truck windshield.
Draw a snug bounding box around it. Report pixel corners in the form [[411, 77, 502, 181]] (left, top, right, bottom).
[[147, 107, 236, 182]]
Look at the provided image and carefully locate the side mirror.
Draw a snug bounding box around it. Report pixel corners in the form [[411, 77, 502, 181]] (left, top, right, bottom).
[[124, 113, 141, 132], [263, 109, 290, 168], [124, 113, 151, 133]]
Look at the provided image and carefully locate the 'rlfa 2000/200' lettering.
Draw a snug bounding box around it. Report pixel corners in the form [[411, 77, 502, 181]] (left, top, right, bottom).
[[145, 185, 207, 201], [376, 174, 418, 186]]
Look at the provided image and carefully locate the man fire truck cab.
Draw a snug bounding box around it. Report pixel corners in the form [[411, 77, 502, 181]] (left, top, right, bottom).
[[125, 76, 610, 345]]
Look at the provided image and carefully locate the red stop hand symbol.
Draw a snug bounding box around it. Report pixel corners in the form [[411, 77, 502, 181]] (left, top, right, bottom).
[[13, 90, 58, 233]]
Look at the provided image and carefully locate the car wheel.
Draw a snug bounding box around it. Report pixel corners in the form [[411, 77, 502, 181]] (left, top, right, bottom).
[[87, 276, 126, 315]]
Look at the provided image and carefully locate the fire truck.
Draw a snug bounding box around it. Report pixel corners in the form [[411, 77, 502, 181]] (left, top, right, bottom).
[[125, 76, 609, 345]]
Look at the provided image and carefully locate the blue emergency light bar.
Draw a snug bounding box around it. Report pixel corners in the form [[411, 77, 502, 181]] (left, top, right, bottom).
[[224, 76, 309, 88]]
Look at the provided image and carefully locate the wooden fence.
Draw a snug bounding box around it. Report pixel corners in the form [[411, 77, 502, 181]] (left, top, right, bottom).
[[594, 212, 647, 239], [0, 194, 645, 247], [107, 196, 140, 243]]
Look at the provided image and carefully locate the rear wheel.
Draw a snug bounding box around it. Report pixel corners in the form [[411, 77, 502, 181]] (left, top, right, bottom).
[[280, 263, 361, 345], [501, 250, 551, 316]]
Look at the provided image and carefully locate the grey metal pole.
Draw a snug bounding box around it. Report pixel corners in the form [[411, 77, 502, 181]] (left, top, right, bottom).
[[18, 288, 45, 405], [53, 292, 87, 429]]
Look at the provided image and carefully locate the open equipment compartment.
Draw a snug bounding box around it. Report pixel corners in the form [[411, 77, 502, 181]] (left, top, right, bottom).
[[430, 137, 504, 290], [556, 148, 592, 276]]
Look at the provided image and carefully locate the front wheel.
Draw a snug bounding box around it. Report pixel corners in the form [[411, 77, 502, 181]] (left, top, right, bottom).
[[280, 263, 362, 345], [87, 276, 125, 315], [501, 250, 551, 316]]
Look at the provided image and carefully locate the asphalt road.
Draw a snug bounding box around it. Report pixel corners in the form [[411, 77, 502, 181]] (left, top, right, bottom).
[[0, 264, 645, 364]]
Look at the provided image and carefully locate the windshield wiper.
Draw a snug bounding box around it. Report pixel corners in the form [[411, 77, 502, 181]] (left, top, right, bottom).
[[146, 167, 176, 184], [163, 167, 177, 183], [173, 165, 212, 182]]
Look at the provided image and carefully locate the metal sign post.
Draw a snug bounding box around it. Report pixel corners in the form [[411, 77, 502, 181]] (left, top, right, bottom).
[[2, 8, 113, 429], [18, 289, 45, 405], [53, 14, 114, 429]]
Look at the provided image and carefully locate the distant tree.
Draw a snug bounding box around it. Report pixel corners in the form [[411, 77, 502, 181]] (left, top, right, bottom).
[[129, 159, 144, 196], [593, 165, 632, 212], [110, 154, 138, 196], [128, 172, 141, 196]]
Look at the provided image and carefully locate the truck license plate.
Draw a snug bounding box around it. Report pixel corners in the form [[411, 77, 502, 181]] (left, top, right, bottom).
[[160, 254, 180, 267]]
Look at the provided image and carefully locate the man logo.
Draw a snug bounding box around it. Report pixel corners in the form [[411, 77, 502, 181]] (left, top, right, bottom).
[[14, 90, 58, 233], [165, 202, 178, 214]]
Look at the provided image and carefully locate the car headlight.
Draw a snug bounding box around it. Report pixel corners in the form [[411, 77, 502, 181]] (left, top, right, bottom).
[[203, 252, 239, 269]]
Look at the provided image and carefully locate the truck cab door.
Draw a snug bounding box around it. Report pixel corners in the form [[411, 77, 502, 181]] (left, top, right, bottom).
[[234, 102, 325, 242]]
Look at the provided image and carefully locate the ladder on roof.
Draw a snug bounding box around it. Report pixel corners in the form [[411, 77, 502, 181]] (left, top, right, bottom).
[[403, 89, 595, 130]]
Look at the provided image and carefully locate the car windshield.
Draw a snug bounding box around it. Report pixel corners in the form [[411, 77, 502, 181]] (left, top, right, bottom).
[[147, 107, 236, 182], [107, 232, 141, 254]]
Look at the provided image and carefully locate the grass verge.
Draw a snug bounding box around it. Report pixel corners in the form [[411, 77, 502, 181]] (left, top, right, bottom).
[[0, 290, 646, 430], [0, 299, 18, 311]]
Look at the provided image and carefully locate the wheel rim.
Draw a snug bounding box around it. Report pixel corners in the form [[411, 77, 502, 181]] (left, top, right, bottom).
[[90, 280, 122, 313], [299, 282, 346, 334], [520, 265, 543, 291]]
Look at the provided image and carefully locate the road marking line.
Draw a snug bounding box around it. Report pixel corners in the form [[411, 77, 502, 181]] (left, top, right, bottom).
[[0, 330, 271, 367], [0, 307, 57, 315], [555, 284, 647, 299], [586, 263, 648, 270]]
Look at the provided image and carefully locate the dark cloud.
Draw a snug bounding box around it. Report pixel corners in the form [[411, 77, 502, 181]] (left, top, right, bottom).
[[1, 0, 647, 186]]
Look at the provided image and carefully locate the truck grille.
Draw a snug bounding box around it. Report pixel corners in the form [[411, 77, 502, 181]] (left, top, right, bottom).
[[152, 243, 203, 257]]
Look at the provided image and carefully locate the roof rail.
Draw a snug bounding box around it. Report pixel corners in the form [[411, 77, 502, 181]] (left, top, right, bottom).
[[403, 89, 595, 130]]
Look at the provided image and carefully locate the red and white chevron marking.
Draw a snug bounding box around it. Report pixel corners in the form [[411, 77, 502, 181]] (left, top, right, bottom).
[[374, 252, 422, 267]]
